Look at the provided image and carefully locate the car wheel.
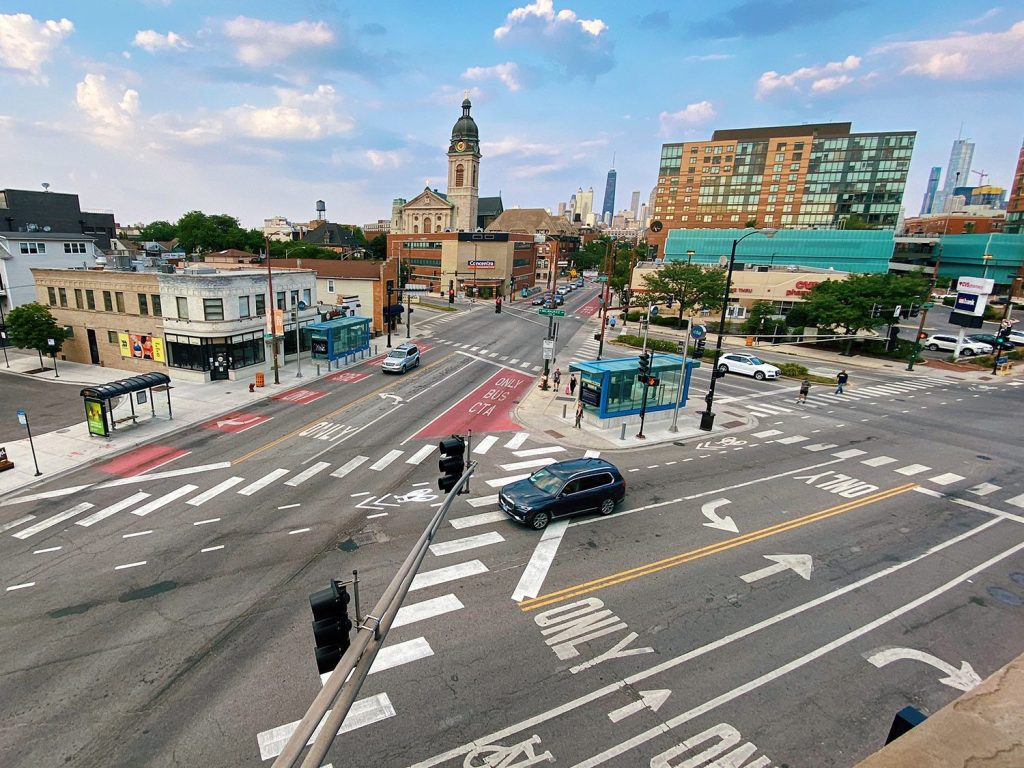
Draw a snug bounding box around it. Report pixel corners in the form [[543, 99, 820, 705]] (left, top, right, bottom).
[[528, 511, 550, 530], [753, 371, 766, 381], [717, 364, 728, 375], [926, 344, 939, 351], [961, 348, 974, 357], [599, 498, 615, 516]]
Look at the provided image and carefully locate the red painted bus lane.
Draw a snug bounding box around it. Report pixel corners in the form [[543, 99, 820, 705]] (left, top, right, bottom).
[[414, 368, 533, 439]]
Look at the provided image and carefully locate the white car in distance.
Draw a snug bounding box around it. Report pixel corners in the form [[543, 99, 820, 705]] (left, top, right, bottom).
[[923, 334, 992, 356], [716, 353, 781, 380]]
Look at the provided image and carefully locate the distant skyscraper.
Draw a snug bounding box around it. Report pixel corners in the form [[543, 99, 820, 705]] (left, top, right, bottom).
[[933, 137, 975, 215], [630, 190, 641, 218], [578, 187, 594, 221], [920, 166, 941, 214], [1005, 140, 1024, 234], [557, 201, 566, 218], [602, 166, 617, 221]]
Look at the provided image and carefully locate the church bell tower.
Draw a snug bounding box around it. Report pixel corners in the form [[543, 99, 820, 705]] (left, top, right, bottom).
[[447, 94, 480, 232]]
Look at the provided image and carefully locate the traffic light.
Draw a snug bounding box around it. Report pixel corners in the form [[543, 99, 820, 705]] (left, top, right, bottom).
[[646, 376, 660, 387], [908, 303, 920, 318], [637, 351, 651, 380], [438, 435, 466, 493], [870, 304, 881, 318], [996, 325, 1010, 348], [693, 338, 707, 358], [309, 580, 352, 675], [449, 280, 455, 305]]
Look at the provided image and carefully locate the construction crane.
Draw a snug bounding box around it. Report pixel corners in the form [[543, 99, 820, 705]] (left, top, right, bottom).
[[971, 169, 989, 186]]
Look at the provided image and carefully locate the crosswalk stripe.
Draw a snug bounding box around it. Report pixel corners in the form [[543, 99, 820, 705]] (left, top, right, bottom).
[[775, 435, 808, 444], [473, 436, 499, 455], [486, 473, 530, 488], [286, 462, 332, 487], [320, 637, 434, 686], [256, 693, 396, 761], [928, 472, 964, 486], [238, 470, 289, 496], [752, 429, 783, 438], [509, 358, 519, 364], [331, 456, 368, 478], [187, 477, 245, 506], [861, 455, 897, 466], [967, 482, 1000, 496], [0, 515, 35, 533], [370, 450, 404, 471], [511, 446, 565, 458], [131, 485, 199, 515], [12, 502, 94, 539], [0, 484, 93, 507], [499, 457, 555, 472], [429, 531, 505, 557], [410, 559, 488, 590], [406, 445, 436, 465], [894, 463, 931, 476], [450, 510, 506, 528], [466, 494, 499, 508], [392, 594, 464, 628], [78, 491, 151, 527], [504, 432, 529, 450], [831, 449, 867, 459], [803, 443, 838, 452], [584, 449, 601, 458]]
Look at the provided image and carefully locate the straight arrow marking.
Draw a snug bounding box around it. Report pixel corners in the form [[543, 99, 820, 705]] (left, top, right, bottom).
[[608, 689, 671, 723], [740, 554, 813, 583]]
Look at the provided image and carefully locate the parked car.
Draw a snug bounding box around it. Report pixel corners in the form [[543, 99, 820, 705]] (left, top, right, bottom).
[[556, 286, 570, 296], [575, 278, 584, 288], [499, 458, 626, 530], [968, 333, 1016, 351], [532, 294, 549, 306], [716, 353, 781, 380], [1007, 329, 1024, 345], [381, 342, 420, 373], [923, 335, 992, 356]]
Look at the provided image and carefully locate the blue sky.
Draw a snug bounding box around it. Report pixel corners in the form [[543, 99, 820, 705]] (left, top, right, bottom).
[[0, 1, 1021, 230]]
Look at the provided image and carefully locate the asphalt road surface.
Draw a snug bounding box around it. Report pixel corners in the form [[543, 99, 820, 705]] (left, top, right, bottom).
[[1, 281, 1022, 768], [0, 366, 88, 435]]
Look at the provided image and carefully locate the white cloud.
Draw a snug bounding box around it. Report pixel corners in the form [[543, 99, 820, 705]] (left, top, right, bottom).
[[484, 135, 562, 159], [132, 29, 191, 52], [75, 73, 139, 141], [658, 101, 717, 135], [461, 62, 522, 91], [0, 13, 73, 81], [685, 53, 734, 62], [964, 7, 1002, 26], [493, 1, 613, 79], [365, 150, 401, 168], [756, 55, 862, 99], [224, 16, 334, 66], [876, 20, 1024, 80], [229, 85, 353, 140]]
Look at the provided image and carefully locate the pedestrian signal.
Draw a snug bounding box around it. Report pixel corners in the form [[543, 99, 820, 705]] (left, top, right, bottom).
[[438, 435, 467, 494]]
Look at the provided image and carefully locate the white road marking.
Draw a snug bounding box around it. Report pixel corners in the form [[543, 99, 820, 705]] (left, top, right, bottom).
[[802, 443, 838, 452], [288, 528, 310, 535], [77, 492, 152, 528], [928, 472, 965, 486], [33, 546, 62, 554], [114, 561, 147, 570], [278, 504, 301, 510], [512, 446, 566, 458], [831, 449, 866, 459], [862, 455, 898, 467], [505, 432, 530, 450], [512, 520, 569, 602], [98, 461, 232, 488], [914, 487, 945, 498], [193, 517, 220, 526], [256, 693, 395, 761], [331, 456, 369, 478], [350, 491, 370, 498], [752, 430, 783, 438], [486, 473, 530, 488], [775, 435, 808, 444], [122, 530, 152, 538], [429, 531, 505, 557], [131, 485, 199, 516], [12, 502, 94, 539], [392, 594, 464, 628], [466, 494, 499, 508], [894, 463, 931, 476], [6, 582, 35, 591], [237, 470, 289, 496], [187, 477, 244, 506], [500, 457, 556, 472], [473, 435, 499, 455], [406, 445, 436, 465], [369, 450, 404, 471], [366, 512, 388, 519], [967, 483, 1000, 497], [0, 484, 93, 507], [285, 461, 331, 486], [584, 449, 601, 458], [410, 560, 488, 591], [451, 510, 506, 528], [0, 515, 36, 533], [1006, 493, 1024, 509], [320, 638, 434, 687], [201, 545, 224, 553]]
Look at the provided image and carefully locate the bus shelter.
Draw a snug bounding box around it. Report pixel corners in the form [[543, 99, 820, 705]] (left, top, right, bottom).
[[568, 354, 700, 427], [308, 316, 371, 367], [80, 372, 172, 438]]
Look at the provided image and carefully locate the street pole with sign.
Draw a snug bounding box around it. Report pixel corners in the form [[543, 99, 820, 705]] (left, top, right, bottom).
[[386, 280, 394, 348], [47, 338, 59, 378], [0, 298, 9, 368], [293, 300, 305, 379], [17, 409, 42, 476], [264, 236, 281, 384], [669, 324, 704, 433]]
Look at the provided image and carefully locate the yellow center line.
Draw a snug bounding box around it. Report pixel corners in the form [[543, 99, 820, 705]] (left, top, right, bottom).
[[518, 483, 917, 612], [232, 351, 456, 464]]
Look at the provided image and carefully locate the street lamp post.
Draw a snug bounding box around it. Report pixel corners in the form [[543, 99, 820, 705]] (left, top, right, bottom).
[[264, 236, 281, 384], [699, 228, 776, 432], [597, 238, 617, 360]]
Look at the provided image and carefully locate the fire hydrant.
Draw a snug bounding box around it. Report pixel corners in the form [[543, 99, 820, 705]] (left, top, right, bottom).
[[248, 382, 255, 393]]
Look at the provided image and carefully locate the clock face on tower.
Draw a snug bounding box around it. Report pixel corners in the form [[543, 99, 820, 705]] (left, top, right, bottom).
[[455, 141, 466, 152]]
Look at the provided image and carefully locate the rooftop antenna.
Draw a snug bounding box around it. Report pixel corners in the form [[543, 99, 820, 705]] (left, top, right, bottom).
[[41, 182, 50, 192], [611, 152, 615, 169]]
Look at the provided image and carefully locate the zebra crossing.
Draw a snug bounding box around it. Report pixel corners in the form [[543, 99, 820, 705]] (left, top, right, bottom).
[[738, 376, 951, 418], [414, 334, 544, 374]]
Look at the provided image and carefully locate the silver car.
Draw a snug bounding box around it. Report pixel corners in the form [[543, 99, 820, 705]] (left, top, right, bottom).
[[381, 343, 420, 373]]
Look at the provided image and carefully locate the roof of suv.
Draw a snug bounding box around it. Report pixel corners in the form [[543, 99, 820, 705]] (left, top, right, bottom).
[[394, 343, 419, 351], [545, 458, 618, 477]]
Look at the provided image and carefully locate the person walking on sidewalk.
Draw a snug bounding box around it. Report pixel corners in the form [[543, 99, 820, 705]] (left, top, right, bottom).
[[797, 379, 810, 404], [574, 400, 583, 428], [835, 369, 848, 395], [569, 374, 577, 397], [553, 368, 561, 389]]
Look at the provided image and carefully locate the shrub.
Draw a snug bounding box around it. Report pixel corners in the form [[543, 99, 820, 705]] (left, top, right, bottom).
[[613, 334, 679, 353]]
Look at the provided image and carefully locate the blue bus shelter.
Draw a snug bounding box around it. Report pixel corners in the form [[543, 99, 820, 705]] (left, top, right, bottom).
[[568, 354, 701, 426], [308, 316, 371, 366]]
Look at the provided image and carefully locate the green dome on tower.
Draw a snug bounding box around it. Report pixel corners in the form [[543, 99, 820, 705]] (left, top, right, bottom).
[[451, 97, 479, 142]]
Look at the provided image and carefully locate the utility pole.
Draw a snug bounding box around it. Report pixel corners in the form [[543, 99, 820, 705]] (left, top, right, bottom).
[[597, 238, 616, 360], [264, 235, 280, 384]]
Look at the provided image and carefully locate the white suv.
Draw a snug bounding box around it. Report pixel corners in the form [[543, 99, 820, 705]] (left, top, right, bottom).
[[923, 334, 992, 356], [381, 343, 420, 373], [716, 353, 781, 380]]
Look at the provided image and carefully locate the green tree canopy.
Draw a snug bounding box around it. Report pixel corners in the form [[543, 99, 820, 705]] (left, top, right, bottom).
[[368, 234, 387, 259], [641, 262, 727, 324], [175, 211, 265, 254], [743, 300, 776, 334], [800, 272, 930, 335], [134, 220, 176, 242], [5, 302, 67, 354]]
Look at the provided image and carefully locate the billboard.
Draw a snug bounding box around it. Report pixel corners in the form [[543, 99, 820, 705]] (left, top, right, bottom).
[[956, 276, 994, 295], [118, 333, 166, 362]]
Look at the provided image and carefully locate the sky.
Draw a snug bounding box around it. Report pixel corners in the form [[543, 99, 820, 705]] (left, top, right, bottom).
[[0, 1, 1021, 231]]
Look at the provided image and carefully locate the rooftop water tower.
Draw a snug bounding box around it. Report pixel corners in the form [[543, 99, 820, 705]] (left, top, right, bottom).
[[315, 200, 326, 221]]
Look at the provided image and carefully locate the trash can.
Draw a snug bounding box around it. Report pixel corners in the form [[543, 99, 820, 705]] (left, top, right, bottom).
[[745, 336, 754, 347], [255, 372, 265, 387]]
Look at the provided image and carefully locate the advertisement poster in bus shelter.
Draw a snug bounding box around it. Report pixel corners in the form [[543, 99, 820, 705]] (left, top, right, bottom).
[[84, 397, 109, 437]]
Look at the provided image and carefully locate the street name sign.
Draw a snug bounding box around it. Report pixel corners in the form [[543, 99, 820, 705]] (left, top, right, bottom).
[[403, 284, 430, 292], [539, 308, 566, 317]]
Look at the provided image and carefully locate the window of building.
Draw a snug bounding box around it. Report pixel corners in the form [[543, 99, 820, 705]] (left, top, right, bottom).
[[203, 298, 224, 321], [176, 296, 189, 319], [138, 294, 149, 316], [86, 290, 96, 310], [276, 291, 285, 310], [115, 292, 125, 313], [327, 279, 335, 293], [58, 287, 68, 307], [455, 164, 465, 187], [47, 287, 57, 305], [775, 152, 786, 162], [20, 242, 46, 254], [103, 291, 113, 312], [255, 293, 266, 316], [703, 215, 712, 222], [74, 289, 83, 309], [151, 295, 162, 317], [107, 330, 118, 343], [63, 242, 87, 254], [290, 290, 299, 308], [302, 288, 312, 307], [63, 325, 74, 339], [238, 295, 251, 318]]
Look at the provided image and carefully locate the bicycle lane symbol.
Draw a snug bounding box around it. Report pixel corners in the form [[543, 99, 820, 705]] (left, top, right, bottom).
[[463, 735, 554, 768]]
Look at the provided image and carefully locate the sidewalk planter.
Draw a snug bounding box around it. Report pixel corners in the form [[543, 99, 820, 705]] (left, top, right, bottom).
[[569, 355, 700, 428]]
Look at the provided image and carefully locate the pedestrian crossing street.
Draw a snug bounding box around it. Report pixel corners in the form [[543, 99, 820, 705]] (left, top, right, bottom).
[[724, 376, 952, 419]]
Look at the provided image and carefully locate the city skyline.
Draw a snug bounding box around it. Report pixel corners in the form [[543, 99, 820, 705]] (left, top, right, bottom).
[[0, 2, 1021, 229]]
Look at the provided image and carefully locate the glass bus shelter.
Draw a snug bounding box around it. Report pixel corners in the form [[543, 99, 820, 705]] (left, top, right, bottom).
[[568, 354, 700, 427]]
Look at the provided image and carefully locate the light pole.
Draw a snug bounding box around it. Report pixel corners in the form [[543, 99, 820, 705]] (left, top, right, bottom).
[[264, 236, 280, 384], [700, 228, 776, 431], [597, 238, 616, 360]]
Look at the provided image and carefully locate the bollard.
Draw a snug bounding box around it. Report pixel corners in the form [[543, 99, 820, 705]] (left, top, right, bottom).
[[316, 364, 321, 376], [620, 423, 627, 440], [562, 404, 567, 419]]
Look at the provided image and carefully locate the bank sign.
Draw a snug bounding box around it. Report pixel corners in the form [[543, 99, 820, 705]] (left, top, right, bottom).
[[954, 275, 993, 317], [468, 260, 496, 269]]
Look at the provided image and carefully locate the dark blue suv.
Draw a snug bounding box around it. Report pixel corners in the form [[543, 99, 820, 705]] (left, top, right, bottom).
[[499, 458, 626, 530]]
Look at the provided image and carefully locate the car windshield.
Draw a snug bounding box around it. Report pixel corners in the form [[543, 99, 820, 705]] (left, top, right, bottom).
[[747, 357, 765, 365], [528, 467, 564, 494], [387, 350, 406, 358]]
